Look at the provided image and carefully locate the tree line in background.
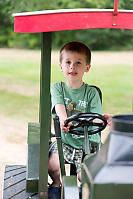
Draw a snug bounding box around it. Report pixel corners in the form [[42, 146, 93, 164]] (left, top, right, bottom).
[[0, 0, 133, 50]]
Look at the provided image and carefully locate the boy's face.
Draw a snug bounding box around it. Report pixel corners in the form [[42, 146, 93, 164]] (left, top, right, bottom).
[[60, 50, 90, 83]]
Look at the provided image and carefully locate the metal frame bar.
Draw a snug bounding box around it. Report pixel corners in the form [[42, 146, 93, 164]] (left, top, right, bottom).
[[39, 32, 52, 199], [113, 0, 119, 25], [114, 0, 118, 15]]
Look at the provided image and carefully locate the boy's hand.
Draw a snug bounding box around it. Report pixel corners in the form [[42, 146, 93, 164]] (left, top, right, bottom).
[[55, 104, 72, 132], [103, 113, 113, 126], [60, 120, 72, 132]]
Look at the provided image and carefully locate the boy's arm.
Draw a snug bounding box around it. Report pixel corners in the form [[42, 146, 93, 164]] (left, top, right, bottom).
[[55, 104, 71, 132]]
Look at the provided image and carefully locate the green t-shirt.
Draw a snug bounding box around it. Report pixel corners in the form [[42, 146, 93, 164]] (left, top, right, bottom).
[[51, 82, 102, 149]]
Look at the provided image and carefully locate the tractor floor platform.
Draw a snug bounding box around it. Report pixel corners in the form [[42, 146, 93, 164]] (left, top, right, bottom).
[[3, 165, 38, 199]]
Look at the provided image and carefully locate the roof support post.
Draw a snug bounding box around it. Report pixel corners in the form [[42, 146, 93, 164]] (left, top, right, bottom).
[[39, 32, 52, 199]]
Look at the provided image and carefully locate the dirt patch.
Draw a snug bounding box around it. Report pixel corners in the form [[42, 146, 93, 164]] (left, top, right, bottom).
[[0, 48, 41, 63], [0, 77, 40, 96], [91, 51, 133, 66], [1, 48, 133, 67]]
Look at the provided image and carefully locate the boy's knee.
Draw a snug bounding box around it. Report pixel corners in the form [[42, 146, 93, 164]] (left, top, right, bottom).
[[49, 153, 60, 171]]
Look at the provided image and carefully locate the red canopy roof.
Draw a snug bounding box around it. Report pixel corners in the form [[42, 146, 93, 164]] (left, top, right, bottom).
[[13, 8, 133, 33]]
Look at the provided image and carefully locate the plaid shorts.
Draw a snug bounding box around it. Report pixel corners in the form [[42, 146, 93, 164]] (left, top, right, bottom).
[[50, 141, 83, 173], [50, 141, 99, 173]]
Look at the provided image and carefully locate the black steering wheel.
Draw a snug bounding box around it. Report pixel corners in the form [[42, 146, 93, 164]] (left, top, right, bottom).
[[64, 113, 107, 135]]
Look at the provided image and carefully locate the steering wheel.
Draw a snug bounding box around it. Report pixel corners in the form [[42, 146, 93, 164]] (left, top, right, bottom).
[[64, 113, 107, 135]]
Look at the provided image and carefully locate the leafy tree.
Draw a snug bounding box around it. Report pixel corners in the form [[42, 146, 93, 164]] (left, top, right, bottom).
[[0, 0, 13, 47]]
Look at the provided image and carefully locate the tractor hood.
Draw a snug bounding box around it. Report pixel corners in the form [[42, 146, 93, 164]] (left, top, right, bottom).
[[82, 114, 133, 199]]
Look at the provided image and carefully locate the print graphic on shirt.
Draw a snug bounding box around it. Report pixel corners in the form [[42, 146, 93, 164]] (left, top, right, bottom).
[[78, 100, 88, 108], [66, 101, 85, 139], [64, 98, 70, 104], [64, 98, 88, 112], [67, 101, 84, 117]]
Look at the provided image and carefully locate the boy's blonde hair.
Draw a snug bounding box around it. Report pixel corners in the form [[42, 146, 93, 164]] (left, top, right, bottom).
[[60, 41, 91, 65]]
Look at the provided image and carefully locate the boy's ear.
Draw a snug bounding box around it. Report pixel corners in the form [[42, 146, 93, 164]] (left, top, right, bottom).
[[85, 64, 91, 72], [59, 63, 63, 72]]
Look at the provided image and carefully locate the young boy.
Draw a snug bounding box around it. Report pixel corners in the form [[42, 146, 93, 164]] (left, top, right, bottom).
[[48, 41, 112, 196]]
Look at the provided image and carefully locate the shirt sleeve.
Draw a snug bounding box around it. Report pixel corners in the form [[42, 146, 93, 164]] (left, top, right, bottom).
[[87, 87, 103, 115], [51, 82, 65, 114]]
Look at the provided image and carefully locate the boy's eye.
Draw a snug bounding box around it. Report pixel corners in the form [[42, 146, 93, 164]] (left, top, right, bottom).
[[66, 61, 71, 65], [77, 61, 81, 65]]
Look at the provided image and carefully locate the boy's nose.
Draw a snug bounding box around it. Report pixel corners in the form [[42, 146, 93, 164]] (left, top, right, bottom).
[[70, 63, 75, 69]]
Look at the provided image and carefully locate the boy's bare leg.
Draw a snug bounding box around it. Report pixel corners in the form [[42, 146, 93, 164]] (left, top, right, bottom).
[[77, 171, 81, 182], [48, 153, 61, 187]]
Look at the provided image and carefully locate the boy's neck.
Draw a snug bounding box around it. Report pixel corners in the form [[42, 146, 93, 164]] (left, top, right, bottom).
[[66, 80, 84, 89]]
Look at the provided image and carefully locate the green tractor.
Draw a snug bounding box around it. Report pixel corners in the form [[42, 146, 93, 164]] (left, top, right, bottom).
[[3, 0, 133, 198]]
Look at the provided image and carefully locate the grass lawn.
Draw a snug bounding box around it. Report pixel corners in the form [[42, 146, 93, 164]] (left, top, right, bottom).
[[0, 49, 133, 123]]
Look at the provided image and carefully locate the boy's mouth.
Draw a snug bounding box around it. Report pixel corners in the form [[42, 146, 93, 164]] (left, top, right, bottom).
[[69, 72, 78, 76]]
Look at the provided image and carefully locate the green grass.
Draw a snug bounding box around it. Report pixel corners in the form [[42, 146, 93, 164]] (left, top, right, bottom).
[[0, 49, 133, 123], [0, 61, 39, 82], [0, 90, 39, 121], [83, 64, 133, 114]]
